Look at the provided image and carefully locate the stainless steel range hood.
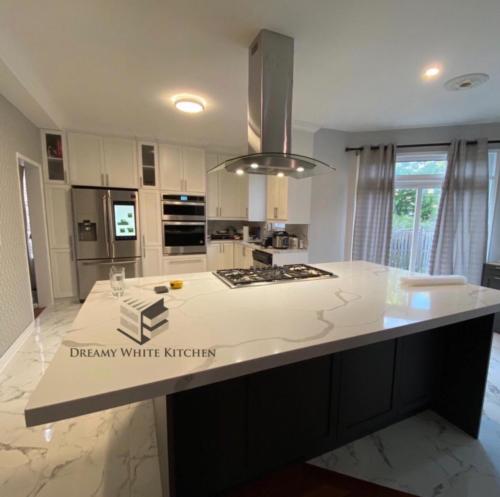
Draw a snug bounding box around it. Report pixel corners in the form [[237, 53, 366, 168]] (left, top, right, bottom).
[[208, 29, 335, 179]]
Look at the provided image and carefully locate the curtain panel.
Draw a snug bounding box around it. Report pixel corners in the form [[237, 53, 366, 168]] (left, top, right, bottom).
[[352, 145, 396, 264], [430, 139, 489, 284]]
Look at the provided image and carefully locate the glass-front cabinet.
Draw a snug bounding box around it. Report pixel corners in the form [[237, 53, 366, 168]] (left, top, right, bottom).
[[138, 141, 158, 188], [42, 130, 67, 183]]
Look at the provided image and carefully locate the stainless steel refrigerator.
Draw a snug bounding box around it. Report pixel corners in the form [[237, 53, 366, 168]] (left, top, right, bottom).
[[72, 187, 142, 301]]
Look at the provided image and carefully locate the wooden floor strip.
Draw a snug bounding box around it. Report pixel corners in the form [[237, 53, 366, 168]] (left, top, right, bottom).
[[34, 307, 45, 318], [225, 463, 417, 497]]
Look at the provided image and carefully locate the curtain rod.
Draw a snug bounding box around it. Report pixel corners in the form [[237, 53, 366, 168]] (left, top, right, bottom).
[[345, 139, 500, 152]]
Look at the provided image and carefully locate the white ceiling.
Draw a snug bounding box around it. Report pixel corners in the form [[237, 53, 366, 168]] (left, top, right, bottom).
[[1, 0, 499, 149]]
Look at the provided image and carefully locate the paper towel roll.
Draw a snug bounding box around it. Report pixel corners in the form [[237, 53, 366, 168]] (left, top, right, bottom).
[[400, 275, 467, 287]]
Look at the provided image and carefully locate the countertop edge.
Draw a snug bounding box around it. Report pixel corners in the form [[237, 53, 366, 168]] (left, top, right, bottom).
[[24, 300, 500, 427]]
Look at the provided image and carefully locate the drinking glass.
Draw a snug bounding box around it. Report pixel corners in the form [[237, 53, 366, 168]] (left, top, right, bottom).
[[109, 266, 126, 298]]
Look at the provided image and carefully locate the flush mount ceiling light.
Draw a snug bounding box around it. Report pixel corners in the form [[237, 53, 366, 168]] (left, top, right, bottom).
[[236, 168, 244, 175], [172, 95, 205, 113], [277, 172, 285, 177], [444, 73, 490, 91], [423, 65, 441, 79], [296, 166, 305, 172], [250, 163, 259, 169]]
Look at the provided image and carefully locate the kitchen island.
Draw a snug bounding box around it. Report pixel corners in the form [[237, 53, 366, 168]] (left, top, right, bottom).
[[25, 261, 500, 497]]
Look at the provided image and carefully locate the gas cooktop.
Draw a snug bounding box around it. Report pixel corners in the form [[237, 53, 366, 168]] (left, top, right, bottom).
[[214, 264, 337, 288]]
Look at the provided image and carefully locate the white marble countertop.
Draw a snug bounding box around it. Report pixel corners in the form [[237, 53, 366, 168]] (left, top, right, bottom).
[[208, 239, 308, 254], [25, 261, 500, 426]]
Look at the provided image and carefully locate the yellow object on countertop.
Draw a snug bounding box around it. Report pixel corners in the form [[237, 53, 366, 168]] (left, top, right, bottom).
[[169, 280, 183, 290]]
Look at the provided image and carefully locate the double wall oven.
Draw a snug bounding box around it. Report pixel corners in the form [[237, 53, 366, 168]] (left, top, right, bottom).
[[162, 194, 206, 255]]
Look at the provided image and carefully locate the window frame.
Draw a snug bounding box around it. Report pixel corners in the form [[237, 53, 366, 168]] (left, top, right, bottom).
[[393, 151, 447, 273]]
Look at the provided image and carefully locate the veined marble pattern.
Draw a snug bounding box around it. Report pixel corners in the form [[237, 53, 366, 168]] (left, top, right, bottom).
[[311, 333, 500, 497], [1, 299, 500, 496], [0, 300, 160, 497]]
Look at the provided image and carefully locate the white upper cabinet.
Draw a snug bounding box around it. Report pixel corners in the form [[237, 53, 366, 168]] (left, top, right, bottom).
[[182, 147, 205, 193], [206, 153, 220, 218], [68, 132, 137, 188], [102, 137, 138, 188], [219, 171, 248, 219], [41, 130, 68, 184], [159, 144, 182, 191], [138, 142, 159, 189], [207, 153, 248, 219], [68, 132, 104, 186], [266, 176, 288, 221], [159, 144, 205, 194]]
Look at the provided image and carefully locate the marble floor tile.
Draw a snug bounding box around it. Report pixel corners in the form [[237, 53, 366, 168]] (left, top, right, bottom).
[[311, 334, 500, 497], [1, 300, 500, 497]]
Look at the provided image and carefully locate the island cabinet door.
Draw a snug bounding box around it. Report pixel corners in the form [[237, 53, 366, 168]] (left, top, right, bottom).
[[337, 340, 398, 445], [393, 328, 444, 417], [169, 378, 247, 497], [247, 356, 335, 474]]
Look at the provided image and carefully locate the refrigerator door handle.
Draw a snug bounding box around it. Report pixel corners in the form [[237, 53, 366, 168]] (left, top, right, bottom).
[[107, 191, 116, 258], [102, 194, 110, 257]]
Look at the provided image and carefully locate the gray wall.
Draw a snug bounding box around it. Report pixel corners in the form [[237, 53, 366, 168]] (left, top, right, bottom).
[[345, 122, 500, 147], [309, 128, 349, 262], [0, 94, 42, 357], [310, 122, 500, 264]]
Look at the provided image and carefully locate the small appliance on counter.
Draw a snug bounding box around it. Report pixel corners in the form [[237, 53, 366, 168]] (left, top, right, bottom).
[[272, 231, 289, 249], [288, 235, 299, 249], [263, 236, 273, 248], [210, 232, 235, 240]]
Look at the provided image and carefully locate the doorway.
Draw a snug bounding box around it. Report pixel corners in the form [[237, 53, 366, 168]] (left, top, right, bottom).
[[17, 154, 53, 315]]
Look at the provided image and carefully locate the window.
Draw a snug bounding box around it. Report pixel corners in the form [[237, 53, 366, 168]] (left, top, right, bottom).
[[389, 152, 447, 273]]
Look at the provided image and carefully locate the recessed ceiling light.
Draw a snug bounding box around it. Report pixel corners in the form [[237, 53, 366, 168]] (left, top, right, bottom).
[[277, 172, 285, 177], [236, 168, 244, 175], [424, 66, 440, 78], [444, 73, 490, 91], [297, 166, 305, 172], [173, 95, 205, 113], [250, 163, 259, 169]]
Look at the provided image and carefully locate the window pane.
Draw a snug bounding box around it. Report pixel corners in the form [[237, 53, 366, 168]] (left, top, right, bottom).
[[390, 188, 416, 270], [395, 160, 447, 176], [414, 188, 441, 273]]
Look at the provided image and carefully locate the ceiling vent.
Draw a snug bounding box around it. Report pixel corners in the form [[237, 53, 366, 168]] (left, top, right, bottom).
[[444, 73, 489, 91]]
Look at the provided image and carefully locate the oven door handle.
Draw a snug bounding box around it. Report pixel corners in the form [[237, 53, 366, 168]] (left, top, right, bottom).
[[163, 221, 206, 226], [163, 201, 205, 206]]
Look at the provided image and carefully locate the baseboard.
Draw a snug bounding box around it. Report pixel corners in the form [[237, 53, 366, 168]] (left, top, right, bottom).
[[0, 319, 37, 373]]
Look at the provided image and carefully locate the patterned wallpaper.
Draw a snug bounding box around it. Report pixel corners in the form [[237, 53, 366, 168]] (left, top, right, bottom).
[[0, 95, 42, 357]]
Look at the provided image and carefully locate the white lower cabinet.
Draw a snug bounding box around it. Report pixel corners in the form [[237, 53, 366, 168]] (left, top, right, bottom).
[[50, 248, 76, 298], [142, 246, 163, 277], [162, 255, 207, 275], [207, 242, 234, 271], [234, 243, 253, 269]]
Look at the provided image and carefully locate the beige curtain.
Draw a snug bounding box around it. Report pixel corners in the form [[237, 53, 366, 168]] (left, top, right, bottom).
[[430, 139, 489, 283], [352, 145, 396, 264]]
